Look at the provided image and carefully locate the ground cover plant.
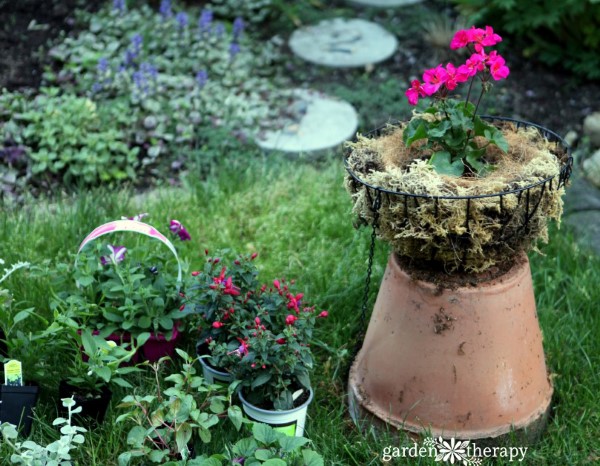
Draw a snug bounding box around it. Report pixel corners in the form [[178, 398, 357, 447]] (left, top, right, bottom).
[[1, 0, 599, 464]]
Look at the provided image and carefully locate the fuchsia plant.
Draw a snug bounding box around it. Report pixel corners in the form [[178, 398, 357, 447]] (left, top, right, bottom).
[[404, 26, 511, 176]]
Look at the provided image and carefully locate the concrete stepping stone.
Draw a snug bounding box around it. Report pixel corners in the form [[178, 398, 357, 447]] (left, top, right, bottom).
[[347, 0, 423, 7], [255, 89, 358, 153], [289, 18, 398, 68]]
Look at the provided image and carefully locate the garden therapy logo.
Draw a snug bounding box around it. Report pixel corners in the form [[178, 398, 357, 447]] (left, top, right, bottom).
[[381, 437, 528, 463]]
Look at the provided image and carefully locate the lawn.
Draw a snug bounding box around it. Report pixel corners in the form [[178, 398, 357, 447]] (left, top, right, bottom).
[[1, 154, 599, 465]]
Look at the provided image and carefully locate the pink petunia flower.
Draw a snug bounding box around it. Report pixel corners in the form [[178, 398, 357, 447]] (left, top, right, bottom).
[[169, 219, 191, 241], [100, 245, 127, 266]]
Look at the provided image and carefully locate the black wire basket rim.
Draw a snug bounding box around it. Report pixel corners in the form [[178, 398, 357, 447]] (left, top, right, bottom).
[[344, 115, 573, 201]]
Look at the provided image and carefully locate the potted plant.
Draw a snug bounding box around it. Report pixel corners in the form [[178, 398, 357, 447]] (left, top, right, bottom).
[[344, 26, 572, 443], [69, 219, 191, 362], [205, 274, 327, 437], [184, 250, 260, 384], [116, 349, 242, 465], [57, 326, 145, 423]]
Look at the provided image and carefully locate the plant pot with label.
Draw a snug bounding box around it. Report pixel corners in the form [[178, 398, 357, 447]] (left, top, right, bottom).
[[344, 26, 572, 445], [0, 384, 39, 436]]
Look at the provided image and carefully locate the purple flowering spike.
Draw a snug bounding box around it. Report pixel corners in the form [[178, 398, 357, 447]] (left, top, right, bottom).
[[159, 0, 172, 19], [233, 17, 244, 40], [198, 9, 213, 34], [176, 12, 188, 29], [113, 0, 126, 12], [101, 245, 127, 266], [196, 70, 208, 88], [229, 42, 241, 58]]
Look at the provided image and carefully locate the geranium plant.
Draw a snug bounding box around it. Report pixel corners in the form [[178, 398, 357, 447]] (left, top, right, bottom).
[[404, 26, 510, 176]]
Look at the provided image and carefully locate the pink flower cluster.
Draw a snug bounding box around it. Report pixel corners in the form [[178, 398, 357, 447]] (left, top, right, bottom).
[[406, 26, 509, 106]]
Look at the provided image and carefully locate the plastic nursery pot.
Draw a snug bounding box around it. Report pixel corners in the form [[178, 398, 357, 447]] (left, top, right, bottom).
[[141, 325, 182, 362], [58, 380, 112, 424], [0, 329, 7, 358], [196, 343, 233, 385], [348, 252, 553, 445], [0, 384, 39, 436], [238, 388, 314, 437]]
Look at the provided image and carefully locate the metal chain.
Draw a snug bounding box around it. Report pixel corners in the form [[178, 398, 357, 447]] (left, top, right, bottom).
[[353, 190, 382, 355]]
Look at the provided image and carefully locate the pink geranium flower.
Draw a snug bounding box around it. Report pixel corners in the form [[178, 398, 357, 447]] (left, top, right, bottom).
[[444, 63, 468, 90], [487, 51, 510, 80], [422, 65, 448, 95], [450, 29, 470, 50], [405, 79, 426, 106]]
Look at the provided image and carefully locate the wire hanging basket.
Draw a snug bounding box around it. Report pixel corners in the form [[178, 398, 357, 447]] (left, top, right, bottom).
[[344, 116, 573, 273]]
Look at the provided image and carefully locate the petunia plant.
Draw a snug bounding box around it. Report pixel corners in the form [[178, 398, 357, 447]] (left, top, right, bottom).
[[404, 26, 510, 176]]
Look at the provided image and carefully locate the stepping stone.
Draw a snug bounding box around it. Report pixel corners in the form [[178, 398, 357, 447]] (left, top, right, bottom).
[[347, 0, 423, 7], [289, 18, 398, 68], [255, 89, 358, 153]]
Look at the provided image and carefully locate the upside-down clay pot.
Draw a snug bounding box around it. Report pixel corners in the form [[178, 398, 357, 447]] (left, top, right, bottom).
[[348, 252, 553, 444]]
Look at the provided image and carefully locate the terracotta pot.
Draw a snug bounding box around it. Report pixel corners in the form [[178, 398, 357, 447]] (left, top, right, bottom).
[[348, 252, 552, 443], [141, 325, 181, 362]]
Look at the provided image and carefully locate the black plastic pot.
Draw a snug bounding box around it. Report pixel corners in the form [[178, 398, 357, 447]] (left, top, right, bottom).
[[58, 380, 112, 423], [0, 384, 39, 436]]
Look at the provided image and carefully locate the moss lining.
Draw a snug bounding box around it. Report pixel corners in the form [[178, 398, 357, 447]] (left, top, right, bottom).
[[345, 122, 566, 273]]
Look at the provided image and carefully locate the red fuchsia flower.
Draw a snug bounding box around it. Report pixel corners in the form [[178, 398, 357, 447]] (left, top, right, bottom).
[[318, 310, 329, 318], [287, 293, 303, 313], [276, 338, 286, 344], [169, 219, 191, 241], [179, 304, 185, 311], [273, 279, 280, 290], [285, 314, 298, 326], [255, 317, 261, 325], [212, 321, 224, 329], [238, 339, 249, 355], [100, 245, 127, 266], [191, 271, 200, 276], [251, 252, 258, 260], [405, 79, 426, 106], [223, 277, 240, 296], [422, 65, 448, 95], [487, 51, 510, 80]]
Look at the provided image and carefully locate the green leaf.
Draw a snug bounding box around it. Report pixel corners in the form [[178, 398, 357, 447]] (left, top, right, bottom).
[[13, 309, 34, 324], [279, 435, 309, 452], [302, 450, 325, 466], [126, 426, 146, 447], [427, 120, 451, 138], [429, 151, 464, 177], [81, 330, 97, 357], [251, 372, 272, 389], [96, 366, 112, 383], [228, 405, 243, 431], [255, 448, 274, 461], [233, 437, 258, 457], [262, 459, 287, 466], [176, 423, 193, 454], [253, 423, 278, 445], [403, 120, 428, 147]]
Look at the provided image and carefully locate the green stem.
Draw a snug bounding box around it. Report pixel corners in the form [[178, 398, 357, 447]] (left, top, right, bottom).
[[465, 75, 475, 104]]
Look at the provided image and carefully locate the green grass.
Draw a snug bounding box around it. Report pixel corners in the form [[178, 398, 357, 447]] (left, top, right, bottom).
[[1, 155, 599, 465]]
